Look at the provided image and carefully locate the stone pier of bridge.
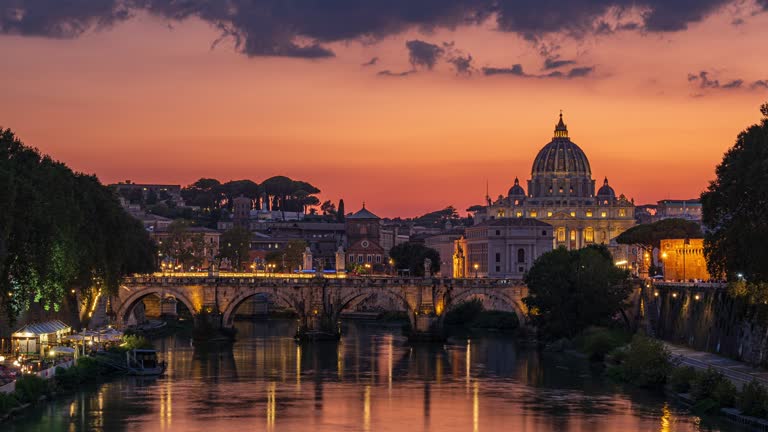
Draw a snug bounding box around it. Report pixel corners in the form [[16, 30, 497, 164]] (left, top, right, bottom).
[[112, 275, 529, 341]]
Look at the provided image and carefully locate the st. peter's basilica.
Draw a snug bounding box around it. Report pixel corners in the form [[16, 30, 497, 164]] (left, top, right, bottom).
[[475, 113, 636, 250]]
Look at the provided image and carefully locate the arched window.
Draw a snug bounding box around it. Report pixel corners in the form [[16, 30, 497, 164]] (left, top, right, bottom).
[[557, 227, 566, 242], [517, 248, 525, 263], [585, 227, 594, 243]]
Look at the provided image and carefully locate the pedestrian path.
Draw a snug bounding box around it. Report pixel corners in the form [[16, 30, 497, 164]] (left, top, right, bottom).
[[666, 343, 768, 387]]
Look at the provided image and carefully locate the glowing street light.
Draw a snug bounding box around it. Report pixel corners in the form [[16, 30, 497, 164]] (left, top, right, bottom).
[[473, 263, 479, 279]]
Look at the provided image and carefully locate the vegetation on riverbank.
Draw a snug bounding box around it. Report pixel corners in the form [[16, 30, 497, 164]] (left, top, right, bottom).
[[601, 332, 768, 424], [444, 299, 519, 332]]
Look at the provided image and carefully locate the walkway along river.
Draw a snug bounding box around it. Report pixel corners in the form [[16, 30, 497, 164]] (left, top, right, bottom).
[[5, 320, 750, 432]]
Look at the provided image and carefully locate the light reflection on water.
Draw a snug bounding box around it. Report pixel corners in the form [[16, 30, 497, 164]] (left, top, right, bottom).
[[7, 320, 748, 432]]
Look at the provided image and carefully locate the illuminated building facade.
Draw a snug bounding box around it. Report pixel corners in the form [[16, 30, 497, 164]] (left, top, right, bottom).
[[659, 238, 710, 281], [476, 113, 635, 251]]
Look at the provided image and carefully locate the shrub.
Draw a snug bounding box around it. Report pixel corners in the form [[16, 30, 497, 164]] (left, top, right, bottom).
[[471, 311, 519, 331], [669, 366, 698, 393], [691, 368, 727, 402], [0, 392, 20, 415], [578, 327, 630, 361], [444, 299, 484, 325], [739, 380, 768, 418], [712, 380, 738, 408], [122, 335, 154, 350], [608, 335, 672, 388], [13, 375, 48, 404]]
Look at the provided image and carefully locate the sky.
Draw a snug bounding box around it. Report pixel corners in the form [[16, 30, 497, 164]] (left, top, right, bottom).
[[1, 1, 767, 218]]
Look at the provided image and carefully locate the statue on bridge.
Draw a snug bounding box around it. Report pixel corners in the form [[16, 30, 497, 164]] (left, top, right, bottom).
[[424, 257, 432, 278]]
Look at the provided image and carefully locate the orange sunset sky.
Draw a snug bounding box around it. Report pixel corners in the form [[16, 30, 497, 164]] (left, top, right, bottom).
[[1, 1, 767, 217]]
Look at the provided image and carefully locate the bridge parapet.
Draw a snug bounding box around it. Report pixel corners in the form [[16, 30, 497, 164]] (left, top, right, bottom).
[[117, 274, 529, 341]]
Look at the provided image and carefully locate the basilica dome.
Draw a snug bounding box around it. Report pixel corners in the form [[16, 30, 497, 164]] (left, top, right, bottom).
[[530, 114, 591, 178]]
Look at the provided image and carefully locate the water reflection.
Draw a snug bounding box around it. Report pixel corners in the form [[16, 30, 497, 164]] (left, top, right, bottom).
[[7, 320, 748, 432]]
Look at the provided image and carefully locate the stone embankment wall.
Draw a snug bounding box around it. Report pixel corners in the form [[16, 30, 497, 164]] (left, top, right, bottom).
[[649, 284, 768, 367]]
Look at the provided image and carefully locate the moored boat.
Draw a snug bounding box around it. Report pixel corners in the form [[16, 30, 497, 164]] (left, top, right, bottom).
[[126, 349, 166, 376]]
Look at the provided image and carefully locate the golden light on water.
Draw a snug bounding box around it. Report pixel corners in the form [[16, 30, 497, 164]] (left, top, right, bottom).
[[364, 385, 371, 432], [267, 382, 276, 431]]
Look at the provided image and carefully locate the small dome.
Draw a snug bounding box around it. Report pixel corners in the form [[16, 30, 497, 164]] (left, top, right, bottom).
[[508, 177, 526, 197], [597, 177, 615, 198]]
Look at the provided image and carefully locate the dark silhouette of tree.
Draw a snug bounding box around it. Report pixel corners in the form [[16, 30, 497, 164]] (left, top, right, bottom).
[[337, 199, 345, 222], [523, 245, 630, 340], [158, 219, 205, 270], [218, 227, 251, 271], [320, 200, 336, 216], [701, 102, 768, 281], [388, 242, 440, 276]]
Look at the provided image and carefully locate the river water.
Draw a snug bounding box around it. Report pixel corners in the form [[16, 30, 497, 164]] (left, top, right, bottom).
[[7, 320, 747, 432]]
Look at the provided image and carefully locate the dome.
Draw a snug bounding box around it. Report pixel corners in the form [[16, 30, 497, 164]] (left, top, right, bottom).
[[597, 177, 615, 198], [508, 177, 526, 197], [531, 113, 592, 178]]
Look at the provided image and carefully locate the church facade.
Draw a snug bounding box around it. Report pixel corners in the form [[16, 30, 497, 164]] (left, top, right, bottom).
[[475, 114, 636, 251]]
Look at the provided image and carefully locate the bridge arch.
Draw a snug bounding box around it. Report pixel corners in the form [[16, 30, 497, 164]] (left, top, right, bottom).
[[447, 288, 528, 324], [337, 288, 415, 327], [116, 286, 198, 326], [222, 289, 298, 327]]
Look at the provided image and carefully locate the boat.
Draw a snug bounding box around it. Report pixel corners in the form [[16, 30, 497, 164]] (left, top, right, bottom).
[[125, 349, 167, 376]]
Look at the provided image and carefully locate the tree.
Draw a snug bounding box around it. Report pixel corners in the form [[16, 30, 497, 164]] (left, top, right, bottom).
[[0, 128, 155, 324], [320, 200, 336, 216], [337, 199, 345, 222], [701, 102, 768, 281], [218, 227, 251, 271], [388, 242, 440, 276], [158, 220, 205, 270], [283, 240, 308, 272], [523, 245, 630, 340]]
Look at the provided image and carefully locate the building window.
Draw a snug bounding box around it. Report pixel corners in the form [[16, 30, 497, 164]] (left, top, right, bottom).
[[496, 230, 501, 236], [517, 248, 525, 263], [585, 227, 594, 243], [376, 255, 382, 263], [358, 255, 364, 264], [518, 266, 524, 273], [547, 211, 553, 217], [586, 210, 593, 217], [542, 230, 547, 236], [619, 208, 627, 217], [557, 227, 566, 242], [570, 211, 576, 217], [495, 252, 501, 263], [570, 231, 576, 241], [601, 211, 607, 218], [516, 211, 522, 218], [349, 255, 355, 263], [367, 255, 373, 263], [514, 199, 519, 205], [495, 266, 500, 273], [530, 210, 538, 218]]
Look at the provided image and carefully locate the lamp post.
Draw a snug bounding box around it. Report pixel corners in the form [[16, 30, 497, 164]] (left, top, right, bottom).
[[683, 238, 690, 282], [661, 251, 668, 281], [473, 263, 479, 279]]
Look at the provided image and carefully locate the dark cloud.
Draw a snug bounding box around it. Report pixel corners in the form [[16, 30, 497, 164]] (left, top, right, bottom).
[[483, 63, 594, 79], [1, 1, 765, 58], [405, 40, 444, 70], [361, 57, 379, 66], [688, 71, 746, 90], [543, 57, 577, 70], [751, 80, 768, 89], [482, 64, 527, 76], [567, 66, 594, 78], [722, 79, 743, 89], [448, 54, 474, 75], [377, 69, 415, 77]]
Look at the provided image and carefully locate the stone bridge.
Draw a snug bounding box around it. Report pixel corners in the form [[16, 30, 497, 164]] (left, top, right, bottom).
[[113, 275, 528, 340]]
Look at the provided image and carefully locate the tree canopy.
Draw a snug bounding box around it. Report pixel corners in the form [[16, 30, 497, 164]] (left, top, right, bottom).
[[388, 242, 440, 276], [523, 245, 630, 340], [615, 218, 703, 251], [701, 103, 768, 281], [0, 128, 155, 322], [218, 226, 252, 271]]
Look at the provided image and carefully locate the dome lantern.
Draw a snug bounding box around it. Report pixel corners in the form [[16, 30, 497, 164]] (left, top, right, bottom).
[[553, 111, 568, 139]]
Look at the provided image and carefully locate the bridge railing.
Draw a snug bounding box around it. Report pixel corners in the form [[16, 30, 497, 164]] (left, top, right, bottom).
[[123, 273, 525, 289]]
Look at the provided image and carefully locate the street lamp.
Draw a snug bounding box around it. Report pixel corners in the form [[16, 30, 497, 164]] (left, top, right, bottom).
[[473, 263, 479, 279]]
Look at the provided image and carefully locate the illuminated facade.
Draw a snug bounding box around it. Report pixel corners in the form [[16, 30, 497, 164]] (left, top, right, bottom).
[[476, 113, 635, 250], [659, 238, 710, 281]]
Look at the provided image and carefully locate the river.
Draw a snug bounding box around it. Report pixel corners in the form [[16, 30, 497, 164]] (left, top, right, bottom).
[[7, 320, 748, 432]]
